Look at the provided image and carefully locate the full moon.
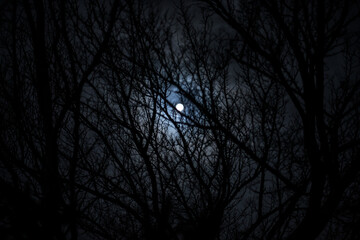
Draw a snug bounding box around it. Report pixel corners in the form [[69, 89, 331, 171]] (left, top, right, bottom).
[[176, 103, 184, 112]]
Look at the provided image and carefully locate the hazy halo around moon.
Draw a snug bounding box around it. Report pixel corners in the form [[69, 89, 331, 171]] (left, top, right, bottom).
[[176, 103, 184, 112]]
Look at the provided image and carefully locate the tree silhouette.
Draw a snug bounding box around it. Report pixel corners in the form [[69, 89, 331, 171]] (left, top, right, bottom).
[[1, 0, 359, 239], [0, 0, 121, 239], [188, 0, 360, 239]]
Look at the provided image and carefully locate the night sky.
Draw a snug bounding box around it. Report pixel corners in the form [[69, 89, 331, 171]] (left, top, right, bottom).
[[0, 0, 360, 240]]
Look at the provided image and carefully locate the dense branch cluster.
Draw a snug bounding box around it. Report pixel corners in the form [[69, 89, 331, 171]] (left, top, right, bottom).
[[0, 0, 359, 239]]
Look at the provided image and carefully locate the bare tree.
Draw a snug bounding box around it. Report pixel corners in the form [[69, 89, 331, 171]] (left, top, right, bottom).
[[1, 0, 359, 240], [172, 0, 360, 239], [0, 0, 121, 239], [71, 1, 260, 239]]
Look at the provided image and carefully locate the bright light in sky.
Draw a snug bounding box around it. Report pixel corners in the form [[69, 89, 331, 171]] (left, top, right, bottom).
[[176, 103, 184, 112]]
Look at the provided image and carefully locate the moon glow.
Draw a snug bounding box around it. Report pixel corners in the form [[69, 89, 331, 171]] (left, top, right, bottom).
[[176, 103, 184, 112]]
